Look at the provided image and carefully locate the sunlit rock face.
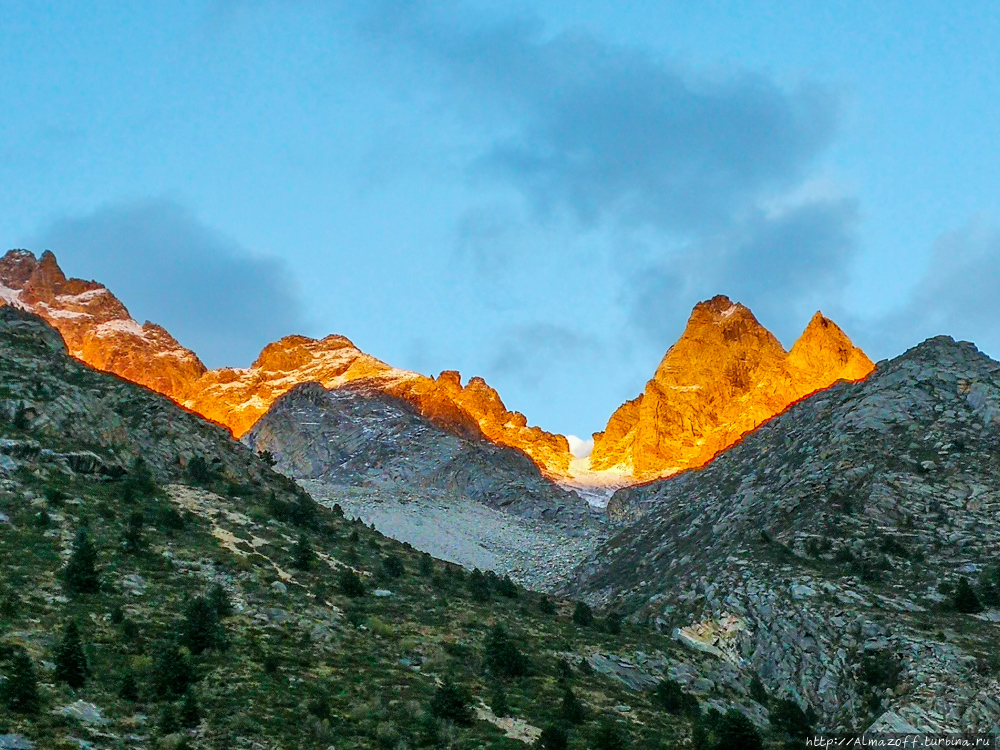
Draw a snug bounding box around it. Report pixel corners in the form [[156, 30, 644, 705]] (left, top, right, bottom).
[[0, 249, 207, 401], [0, 250, 573, 476], [589, 295, 875, 480]]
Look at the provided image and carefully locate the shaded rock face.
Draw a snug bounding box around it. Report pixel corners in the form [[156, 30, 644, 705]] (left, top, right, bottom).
[[0, 250, 572, 476], [569, 336, 1000, 731], [590, 295, 874, 480], [244, 382, 597, 529], [0, 306, 285, 484]]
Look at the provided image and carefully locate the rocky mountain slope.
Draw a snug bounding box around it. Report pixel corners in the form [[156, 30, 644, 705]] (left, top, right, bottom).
[[0, 306, 797, 748], [569, 335, 1000, 732], [244, 381, 600, 529], [0, 249, 573, 476], [589, 295, 874, 480]]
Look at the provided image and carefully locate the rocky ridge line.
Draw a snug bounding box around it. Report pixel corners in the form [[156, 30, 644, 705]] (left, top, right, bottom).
[[0, 249, 573, 476]]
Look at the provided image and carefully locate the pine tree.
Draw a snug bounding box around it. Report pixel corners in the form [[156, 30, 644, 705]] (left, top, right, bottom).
[[537, 723, 569, 750], [153, 641, 196, 698], [379, 553, 405, 580], [489, 683, 510, 718], [559, 685, 588, 724], [715, 709, 764, 750], [185, 455, 214, 484], [604, 609, 623, 635], [468, 568, 492, 602], [126, 455, 157, 497], [954, 577, 984, 614], [338, 569, 366, 598], [483, 624, 529, 679], [180, 596, 225, 655], [539, 595, 557, 615], [2, 647, 40, 714], [119, 670, 140, 702], [770, 698, 813, 742], [122, 511, 144, 554], [291, 534, 314, 571], [207, 583, 233, 619], [496, 575, 519, 599], [429, 679, 473, 726], [593, 716, 628, 750], [652, 678, 699, 715], [418, 552, 434, 576], [572, 601, 593, 627], [179, 688, 201, 728], [64, 528, 100, 594], [54, 620, 90, 689]]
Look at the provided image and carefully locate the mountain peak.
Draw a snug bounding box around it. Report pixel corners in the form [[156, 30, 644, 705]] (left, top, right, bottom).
[[591, 296, 874, 478]]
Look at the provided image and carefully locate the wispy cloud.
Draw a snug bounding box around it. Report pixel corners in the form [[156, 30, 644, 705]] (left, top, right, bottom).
[[871, 218, 1000, 359], [360, 2, 856, 349]]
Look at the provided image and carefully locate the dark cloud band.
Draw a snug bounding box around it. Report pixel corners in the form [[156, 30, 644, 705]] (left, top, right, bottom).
[[33, 198, 306, 368]]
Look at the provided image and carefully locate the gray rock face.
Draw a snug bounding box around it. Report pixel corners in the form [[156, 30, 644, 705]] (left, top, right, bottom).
[[569, 336, 1000, 731], [0, 307, 283, 487], [244, 382, 602, 530]]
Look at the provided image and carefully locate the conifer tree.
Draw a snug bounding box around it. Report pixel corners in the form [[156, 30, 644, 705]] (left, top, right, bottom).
[[2, 646, 40, 714], [537, 723, 569, 750], [429, 679, 473, 726], [64, 528, 100, 594], [291, 534, 314, 571], [180, 596, 225, 655], [572, 601, 593, 627], [468, 568, 491, 602], [593, 716, 629, 750], [179, 688, 201, 728], [559, 685, 588, 724], [153, 641, 196, 698], [954, 576, 984, 613], [54, 620, 90, 688], [207, 583, 233, 619], [122, 511, 144, 554], [338, 568, 366, 598], [483, 624, 529, 679], [119, 670, 140, 702]]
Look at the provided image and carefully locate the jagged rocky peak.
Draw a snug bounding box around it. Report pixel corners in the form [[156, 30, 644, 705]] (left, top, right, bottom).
[[589, 295, 874, 480], [0, 249, 574, 476], [250, 333, 361, 373], [788, 311, 875, 387], [0, 249, 207, 401], [570, 334, 1000, 732]]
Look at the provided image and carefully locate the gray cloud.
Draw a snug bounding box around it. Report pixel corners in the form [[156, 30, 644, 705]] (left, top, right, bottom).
[[488, 323, 604, 391], [873, 219, 1000, 359], [359, 3, 855, 350], [363, 3, 837, 234], [627, 198, 859, 346], [34, 199, 306, 368]]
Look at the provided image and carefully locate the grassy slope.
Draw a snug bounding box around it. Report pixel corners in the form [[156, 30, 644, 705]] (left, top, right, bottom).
[[0, 309, 701, 749]]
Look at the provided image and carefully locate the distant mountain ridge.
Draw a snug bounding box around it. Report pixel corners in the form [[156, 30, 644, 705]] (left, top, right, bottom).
[[0, 249, 573, 476], [590, 295, 874, 480], [0, 250, 874, 486]]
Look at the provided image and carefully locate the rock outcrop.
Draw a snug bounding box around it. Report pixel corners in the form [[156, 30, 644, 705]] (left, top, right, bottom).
[[244, 382, 599, 530], [0, 250, 573, 476], [589, 295, 874, 480], [569, 335, 1000, 731]]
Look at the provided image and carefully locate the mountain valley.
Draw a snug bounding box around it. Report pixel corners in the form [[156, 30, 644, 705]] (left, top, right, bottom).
[[2, 248, 998, 747]]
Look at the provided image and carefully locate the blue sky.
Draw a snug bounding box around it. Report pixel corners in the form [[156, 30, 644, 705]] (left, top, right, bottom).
[[2, 1, 999, 439]]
